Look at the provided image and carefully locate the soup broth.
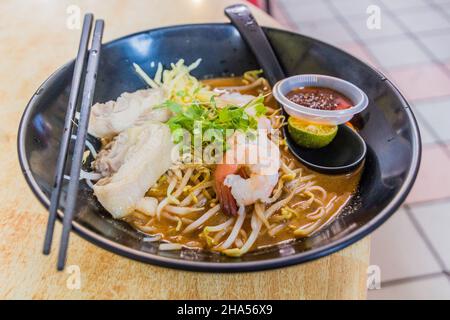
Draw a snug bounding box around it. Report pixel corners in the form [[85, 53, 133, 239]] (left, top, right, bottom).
[[124, 76, 362, 253]]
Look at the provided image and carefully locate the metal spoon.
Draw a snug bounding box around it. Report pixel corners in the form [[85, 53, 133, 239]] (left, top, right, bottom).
[[224, 4, 367, 174]]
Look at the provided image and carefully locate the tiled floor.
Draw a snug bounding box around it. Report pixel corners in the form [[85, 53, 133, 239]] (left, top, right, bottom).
[[272, 0, 450, 299]]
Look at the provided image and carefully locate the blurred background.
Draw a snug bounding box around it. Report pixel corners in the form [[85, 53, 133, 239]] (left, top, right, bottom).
[[1, 0, 448, 300], [251, 0, 450, 299]]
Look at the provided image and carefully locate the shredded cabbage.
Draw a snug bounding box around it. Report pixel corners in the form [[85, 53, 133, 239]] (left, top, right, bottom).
[[133, 58, 215, 104]]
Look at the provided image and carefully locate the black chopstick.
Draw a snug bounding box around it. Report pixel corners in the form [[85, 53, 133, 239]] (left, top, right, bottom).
[[57, 19, 104, 271], [43, 13, 94, 255]]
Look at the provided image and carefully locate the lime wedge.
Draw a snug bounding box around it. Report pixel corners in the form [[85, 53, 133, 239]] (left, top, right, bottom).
[[287, 117, 338, 149]]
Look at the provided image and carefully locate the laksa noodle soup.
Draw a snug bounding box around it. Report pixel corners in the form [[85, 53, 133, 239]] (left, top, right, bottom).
[[84, 59, 362, 257]]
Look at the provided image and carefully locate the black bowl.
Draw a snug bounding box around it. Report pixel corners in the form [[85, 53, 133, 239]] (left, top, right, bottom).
[[17, 24, 421, 272]]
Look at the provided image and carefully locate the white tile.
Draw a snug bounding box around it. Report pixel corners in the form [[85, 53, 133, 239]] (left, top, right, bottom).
[[334, 0, 381, 17], [368, 275, 450, 299], [366, 37, 430, 68], [380, 0, 427, 10], [279, 0, 335, 22], [370, 208, 442, 282], [410, 102, 440, 145], [411, 200, 450, 271], [345, 13, 404, 41], [414, 113, 438, 145], [396, 9, 450, 33], [441, 2, 450, 14], [420, 32, 450, 63], [414, 98, 450, 142], [297, 19, 354, 44]]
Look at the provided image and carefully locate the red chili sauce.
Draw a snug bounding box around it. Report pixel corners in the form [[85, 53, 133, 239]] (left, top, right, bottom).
[[286, 87, 353, 111]]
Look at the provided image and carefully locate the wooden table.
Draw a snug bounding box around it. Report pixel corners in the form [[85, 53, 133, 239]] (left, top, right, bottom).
[[0, 0, 369, 299]]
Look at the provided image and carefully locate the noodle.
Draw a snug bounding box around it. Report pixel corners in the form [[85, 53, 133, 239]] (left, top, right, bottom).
[[164, 205, 204, 215], [206, 218, 235, 232], [179, 189, 201, 206], [307, 186, 327, 200], [254, 201, 270, 229], [306, 207, 325, 221], [94, 71, 362, 257], [268, 223, 287, 237], [216, 78, 266, 92], [224, 205, 263, 256], [183, 204, 221, 234], [214, 228, 231, 243], [234, 237, 243, 248], [219, 206, 246, 249], [136, 225, 157, 233], [173, 167, 194, 197]]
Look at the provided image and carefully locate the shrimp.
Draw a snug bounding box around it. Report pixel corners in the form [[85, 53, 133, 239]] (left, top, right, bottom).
[[214, 131, 280, 215], [214, 162, 240, 216]]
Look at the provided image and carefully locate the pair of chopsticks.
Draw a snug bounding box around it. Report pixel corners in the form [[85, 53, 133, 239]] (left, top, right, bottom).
[[43, 14, 104, 270]]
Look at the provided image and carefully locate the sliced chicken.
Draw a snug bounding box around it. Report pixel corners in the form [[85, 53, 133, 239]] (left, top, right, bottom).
[[93, 122, 177, 219], [92, 133, 132, 177], [88, 88, 170, 139]]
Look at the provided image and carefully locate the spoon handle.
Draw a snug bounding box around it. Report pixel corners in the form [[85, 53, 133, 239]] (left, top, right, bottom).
[[224, 4, 285, 86]]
